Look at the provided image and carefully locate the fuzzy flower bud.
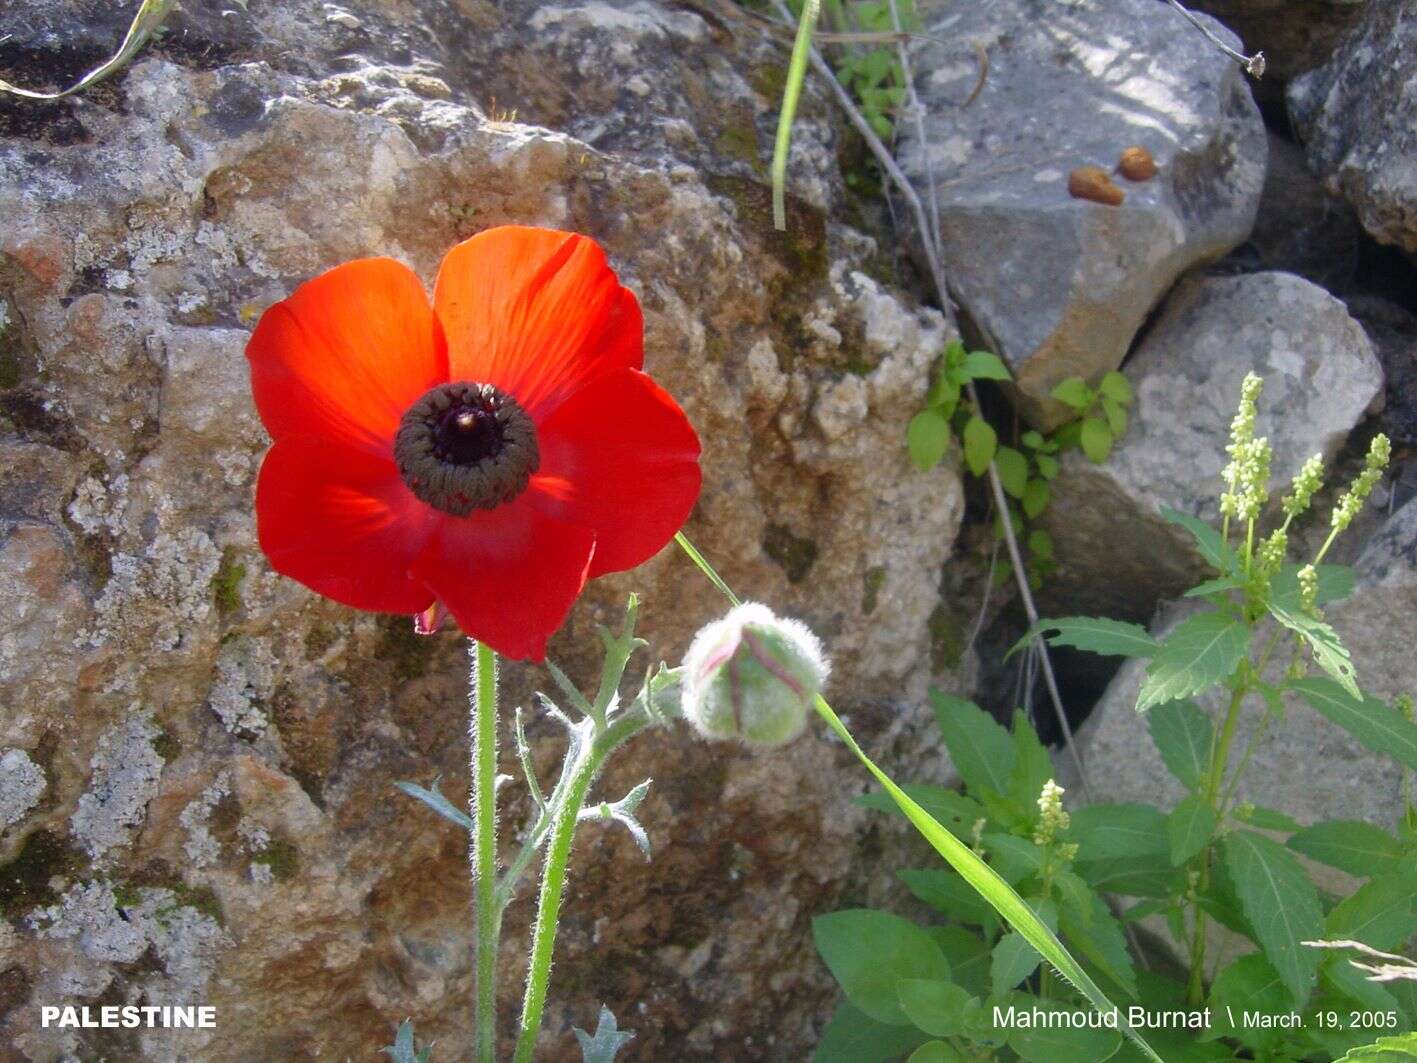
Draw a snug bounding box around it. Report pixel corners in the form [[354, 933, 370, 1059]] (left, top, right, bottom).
[[1282, 455, 1325, 520], [1033, 779, 1071, 846], [1332, 434, 1391, 532], [680, 602, 829, 747]]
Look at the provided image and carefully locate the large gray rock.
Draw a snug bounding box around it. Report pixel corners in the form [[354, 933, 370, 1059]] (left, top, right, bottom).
[[1065, 493, 1417, 833], [0, 2, 971, 1060], [1041, 271, 1383, 622], [1289, 0, 1417, 254], [901, 0, 1266, 425]]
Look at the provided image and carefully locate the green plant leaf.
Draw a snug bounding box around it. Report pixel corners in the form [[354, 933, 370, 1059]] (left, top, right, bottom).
[[1006, 1002, 1124, 1063], [857, 785, 984, 833], [901, 870, 1000, 934], [982, 833, 1047, 884], [1206, 953, 1291, 1053], [1336, 1033, 1417, 1061], [1135, 613, 1250, 714], [1011, 617, 1158, 661], [1232, 805, 1300, 832], [909, 409, 953, 471], [1222, 831, 1323, 1006], [1159, 507, 1233, 573], [1101, 397, 1128, 437], [1070, 804, 1170, 861], [1098, 371, 1132, 406], [907, 1042, 967, 1063], [897, 979, 979, 1039], [1271, 563, 1356, 609], [930, 692, 1015, 796], [995, 446, 1029, 499], [1058, 890, 1138, 999], [814, 910, 950, 1025], [1145, 700, 1212, 791], [1325, 873, 1417, 949], [1008, 710, 1054, 809], [961, 351, 1011, 381], [1028, 529, 1055, 562], [1182, 576, 1246, 599], [928, 371, 962, 412], [812, 1001, 929, 1063], [992, 925, 1048, 994], [962, 415, 998, 477], [1269, 600, 1361, 698], [1080, 418, 1114, 463], [1166, 795, 1216, 866], [1035, 453, 1060, 480], [1287, 820, 1408, 878], [931, 926, 992, 999], [1022, 478, 1050, 519], [1076, 855, 1183, 899], [1292, 678, 1417, 774], [1051, 377, 1092, 410]]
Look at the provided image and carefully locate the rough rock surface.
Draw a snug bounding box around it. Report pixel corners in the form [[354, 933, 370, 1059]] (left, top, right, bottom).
[[902, 0, 1266, 425], [0, 2, 972, 1060], [1289, 0, 1417, 254], [1040, 271, 1383, 622], [1063, 493, 1417, 835]]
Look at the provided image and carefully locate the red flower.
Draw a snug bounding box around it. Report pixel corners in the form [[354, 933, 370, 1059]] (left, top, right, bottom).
[[247, 226, 702, 661]]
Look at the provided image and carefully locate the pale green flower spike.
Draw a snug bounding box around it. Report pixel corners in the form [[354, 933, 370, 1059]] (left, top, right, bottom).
[[1332, 433, 1392, 531], [1298, 564, 1320, 614], [1257, 528, 1288, 580], [1033, 779, 1071, 846], [1282, 454, 1325, 519], [1221, 375, 1271, 522], [680, 602, 830, 747]]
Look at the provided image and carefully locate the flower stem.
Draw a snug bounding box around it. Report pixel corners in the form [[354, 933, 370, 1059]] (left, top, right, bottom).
[[470, 640, 500, 1063], [513, 731, 605, 1063]]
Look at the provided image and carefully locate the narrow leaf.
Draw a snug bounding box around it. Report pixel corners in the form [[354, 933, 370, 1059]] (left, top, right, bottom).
[[395, 780, 473, 831], [1159, 507, 1233, 573], [1010, 617, 1158, 661], [1223, 831, 1324, 1006], [1293, 678, 1417, 773], [770, 0, 822, 230], [0, 0, 176, 100]]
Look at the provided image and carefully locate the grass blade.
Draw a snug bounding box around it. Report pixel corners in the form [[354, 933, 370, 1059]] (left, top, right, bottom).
[[771, 0, 821, 230], [0, 0, 177, 100]]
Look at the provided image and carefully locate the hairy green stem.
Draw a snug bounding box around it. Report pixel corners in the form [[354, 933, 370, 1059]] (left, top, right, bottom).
[[471, 641, 500, 1063]]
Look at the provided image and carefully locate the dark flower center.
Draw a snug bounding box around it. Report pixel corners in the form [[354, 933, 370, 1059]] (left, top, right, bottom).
[[394, 382, 539, 515]]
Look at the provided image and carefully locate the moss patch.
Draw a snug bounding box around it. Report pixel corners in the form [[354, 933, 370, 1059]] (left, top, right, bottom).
[[166, 882, 224, 924], [150, 729, 181, 761], [303, 623, 337, 660], [763, 523, 818, 584], [0, 830, 85, 918], [251, 838, 299, 883], [211, 546, 246, 615], [862, 565, 886, 615], [928, 602, 964, 672]]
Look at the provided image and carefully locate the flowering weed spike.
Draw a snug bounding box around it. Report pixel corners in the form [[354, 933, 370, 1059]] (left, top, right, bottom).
[[1333, 433, 1392, 532], [1033, 779, 1070, 846], [680, 603, 829, 747], [1283, 454, 1325, 520]]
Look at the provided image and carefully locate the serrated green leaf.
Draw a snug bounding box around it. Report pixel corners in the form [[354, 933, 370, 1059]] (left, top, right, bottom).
[[995, 446, 1029, 498], [1336, 1033, 1417, 1061], [1159, 507, 1233, 573], [1059, 891, 1138, 999], [1146, 700, 1212, 791], [1051, 377, 1092, 410], [1008, 710, 1054, 810], [1099, 371, 1132, 405], [814, 910, 950, 1025], [1102, 397, 1128, 437], [1036, 453, 1060, 480], [992, 926, 1046, 994], [1288, 820, 1408, 878], [897, 979, 979, 1039], [961, 351, 1012, 381], [931, 691, 1015, 796], [1010, 617, 1158, 661], [1182, 576, 1246, 598], [1292, 678, 1417, 774], [1166, 795, 1216, 866], [901, 869, 1000, 934], [1071, 804, 1170, 861], [1076, 855, 1183, 898], [1080, 418, 1114, 463], [1325, 873, 1417, 949], [909, 408, 953, 471], [1007, 1002, 1123, 1062], [1135, 613, 1250, 714], [1206, 953, 1291, 1053], [1222, 831, 1323, 1006], [963, 415, 997, 477], [1021, 478, 1050, 519], [1233, 805, 1300, 832], [1269, 599, 1361, 697], [812, 1001, 929, 1063]]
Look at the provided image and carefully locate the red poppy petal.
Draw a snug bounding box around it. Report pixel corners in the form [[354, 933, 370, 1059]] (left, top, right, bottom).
[[257, 436, 436, 613], [433, 227, 642, 419], [411, 502, 595, 662], [527, 368, 701, 578], [248, 258, 448, 455]]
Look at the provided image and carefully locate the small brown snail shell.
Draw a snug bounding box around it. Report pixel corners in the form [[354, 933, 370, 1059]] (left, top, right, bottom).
[[1067, 165, 1125, 206], [1117, 146, 1158, 182]]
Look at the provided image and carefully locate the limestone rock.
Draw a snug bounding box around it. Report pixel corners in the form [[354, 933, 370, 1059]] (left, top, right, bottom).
[[0, 2, 970, 1059], [1289, 0, 1417, 254], [901, 0, 1266, 425], [1064, 493, 1417, 834], [1041, 271, 1383, 622]]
